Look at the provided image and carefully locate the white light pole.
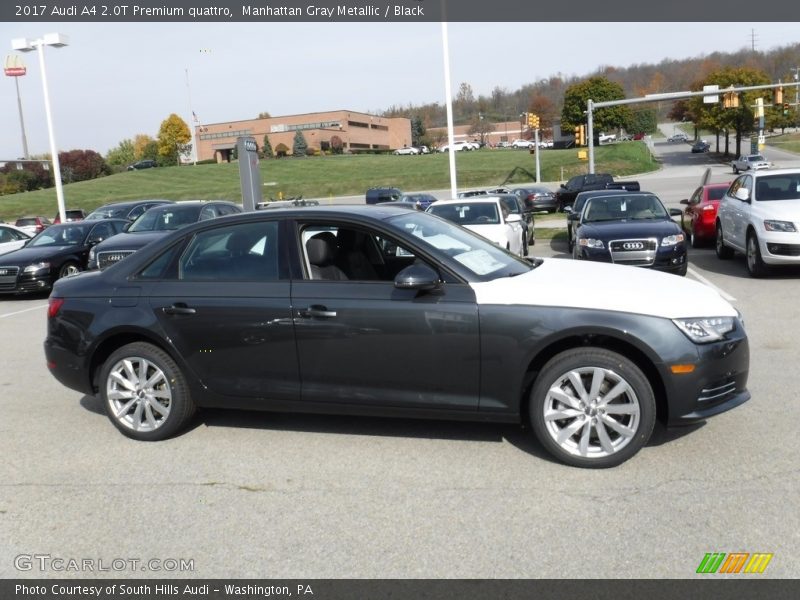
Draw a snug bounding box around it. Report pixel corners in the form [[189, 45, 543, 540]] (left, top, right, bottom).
[[11, 33, 69, 223]]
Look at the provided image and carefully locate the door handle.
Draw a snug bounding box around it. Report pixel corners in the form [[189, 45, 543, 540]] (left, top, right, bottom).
[[162, 303, 197, 316], [298, 305, 337, 319]]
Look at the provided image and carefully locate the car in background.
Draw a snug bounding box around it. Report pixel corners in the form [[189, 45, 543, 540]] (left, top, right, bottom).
[[44, 205, 750, 468], [680, 182, 731, 248], [366, 187, 402, 205], [511, 139, 535, 149], [427, 197, 525, 256], [691, 140, 710, 153], [392, 193, 438, 210], [668, 132, 689, 142], [127, 159, 157, 171], [88, 200, 242, 270], [53, 209, 87, 224], [495, 141, 512, 148], [715, 169, 800, 277], [494, 193, 535, 247], [513, 186, 557, 214], [731, 154, 771, 174], [438, 141, 477, 152], [0, 219, 127, 294], [417, 145, 430, 154], [393, 146, 419, 155], [572, 192, 687, 275], [15, 216, 52, 236], [0, 224, 32, 256], [85, 199, 174, 222]]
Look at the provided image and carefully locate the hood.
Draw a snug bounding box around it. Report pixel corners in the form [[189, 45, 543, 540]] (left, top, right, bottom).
[[464, 224, 508, 245], [470, 258, 737, 319], [578, 219, 681, 240], [0, 245, 74, 266], [753, 199, 800, 219], [94, 231, 169, 252]]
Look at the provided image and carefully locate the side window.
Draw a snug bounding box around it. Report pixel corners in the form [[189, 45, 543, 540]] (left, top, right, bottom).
[[88, 222, 114, 243], [217, 204, 239, 216], [728, 177, 745, 198], [127, 205, 147, 220], [199, 206, 217, 220], [567, 175, 582, 190], [742, 175, 753, 195], [689, 188, 702, 205], [178, 221, 281, 281]]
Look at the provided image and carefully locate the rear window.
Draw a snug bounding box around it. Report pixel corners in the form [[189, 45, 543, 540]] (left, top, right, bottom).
[[707, 188, 726, 201], [16, 218, 36, 227]]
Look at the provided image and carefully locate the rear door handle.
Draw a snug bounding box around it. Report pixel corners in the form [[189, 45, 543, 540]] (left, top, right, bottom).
[[162, 303, 197, 316], [298, 305, 337, 319]]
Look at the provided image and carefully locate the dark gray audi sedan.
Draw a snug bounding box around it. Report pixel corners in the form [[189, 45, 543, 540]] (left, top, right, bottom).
[[44, 206, 749, 468]]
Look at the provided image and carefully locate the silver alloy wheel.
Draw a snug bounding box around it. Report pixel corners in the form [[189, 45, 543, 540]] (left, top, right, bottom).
[[747, 235, 758, 272], [61, 264, 79, 277], [542, 366, 640, 458], [106, 356, 172, 432]]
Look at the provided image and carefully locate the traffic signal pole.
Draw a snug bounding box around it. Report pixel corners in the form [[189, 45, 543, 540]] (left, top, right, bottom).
[[585, 81, 799, 174]]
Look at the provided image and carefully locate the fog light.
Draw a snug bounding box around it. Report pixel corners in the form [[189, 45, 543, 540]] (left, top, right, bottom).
[[37, 281, 47, 287]]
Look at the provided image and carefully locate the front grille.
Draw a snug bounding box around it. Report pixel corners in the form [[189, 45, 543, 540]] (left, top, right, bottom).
[[609, 238, 657, 266], [766, 243, 800, 257], [0, 266, 20, 290], [97, 250, 135, 270], [698, 379, 737, 403]]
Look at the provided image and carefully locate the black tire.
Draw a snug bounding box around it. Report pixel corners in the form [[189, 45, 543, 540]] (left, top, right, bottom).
[[677, 261, 688, 276], [521, 233, 528, 257], [715, 223, 734, 259], [746, 232, 769, 278], [529, 347, 656, 468], [690, 226, 703, 249], [58, 261, 80, 279], [99, 342, 195, 441]]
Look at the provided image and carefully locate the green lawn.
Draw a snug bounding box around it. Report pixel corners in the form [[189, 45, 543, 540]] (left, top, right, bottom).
[[0, 143, 657, 222], [766, 131, 800, 153]]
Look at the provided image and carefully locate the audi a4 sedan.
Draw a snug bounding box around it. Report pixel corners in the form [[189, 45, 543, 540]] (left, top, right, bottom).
[[45, 206, 749, 468]]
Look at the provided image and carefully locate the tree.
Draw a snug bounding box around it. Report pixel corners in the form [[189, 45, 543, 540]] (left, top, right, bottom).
[[561, 76, 631, 133], [133, 134, 156, 160], [467, 114, 495, 145], [258, 111, 272, 119], [262, 134, 274, 158], [105, 139, 135, 167], [527, 95, 557, 131], [157, 113, 191, 165], [58, 150, 110, 183], [330, 135, 344, 155], [292, 130, 308, 156], [411, 116, 426, 147], [625, 108, 658, 135]]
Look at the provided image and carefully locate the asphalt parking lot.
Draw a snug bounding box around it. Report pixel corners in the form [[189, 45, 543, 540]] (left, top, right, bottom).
[[1, 241, 799, 579]]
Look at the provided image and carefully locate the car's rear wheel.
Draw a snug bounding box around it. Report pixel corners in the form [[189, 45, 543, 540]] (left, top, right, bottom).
[[529, 348, 656, 468], [746, 232, 768, 278], [58, 262, 80, 279], [100, 342, 195, 441], [521, 233, 528, 257], [715, 224, 734, 259]]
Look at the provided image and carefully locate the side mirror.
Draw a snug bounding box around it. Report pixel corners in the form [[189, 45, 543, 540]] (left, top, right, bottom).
[[669, 208, 683, 217], [506, 213, 522, 223], [87, 237, 102, 247], [394, 263, 441, 291], [560, 183, 567, 190], [734, 187, 751, 202], [563, 205, 573, 214], [122, 222, 131, 232], [679, 199, 689, 205], [568, 212, 580, 221]]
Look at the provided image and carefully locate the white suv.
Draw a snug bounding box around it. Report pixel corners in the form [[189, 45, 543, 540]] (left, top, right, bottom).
[[715, 169, 800, 277]]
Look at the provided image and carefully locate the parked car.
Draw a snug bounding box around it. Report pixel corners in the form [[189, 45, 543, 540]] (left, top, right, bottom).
[[417, 145, 430, 154], [427, 197, 525, 256], [393, 193, 438, 210], [513, 186, 557, 214], [668, 133, 689, 142], [44, 206, 750, 468], [555, 173, 641, 212], [495, 193, 535, 248], [365, 187, 402, 205], [680, 182, 731, 248], [88, 200, 242, 270], [393, 146, 419, 155], [715, 169, 800, 277], [731, 154, 771, 174], [572, 192, 688, 275], [15, 216, 52, 236], [0, 219, 127, 294], [438, 141, 477, 152], [691, 140, 710, 153], [511, 139, 535, 149], [53, 209, 87, 224], [495, 141, 512, 148], [565, 189, 633, 252], [85, 199, 174, 222], [127, 159, 157, 171], [0, 224, 32, 256]]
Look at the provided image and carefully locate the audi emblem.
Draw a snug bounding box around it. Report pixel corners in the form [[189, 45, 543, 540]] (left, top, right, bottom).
[[622, 242, 644, 250]]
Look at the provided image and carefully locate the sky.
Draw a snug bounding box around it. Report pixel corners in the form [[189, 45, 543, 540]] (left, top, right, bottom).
[[1, 21, 799, 160]]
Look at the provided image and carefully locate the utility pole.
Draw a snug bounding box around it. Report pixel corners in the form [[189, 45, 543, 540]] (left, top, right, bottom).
[[792, 67, 800, 128]]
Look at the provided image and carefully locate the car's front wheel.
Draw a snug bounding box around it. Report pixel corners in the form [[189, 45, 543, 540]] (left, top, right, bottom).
[[529, 348, 656, 468], [715, 223, 734, 259], [58, 262, 80, 279], [100, 342, 195, 441], [746, 232, 768, 278]]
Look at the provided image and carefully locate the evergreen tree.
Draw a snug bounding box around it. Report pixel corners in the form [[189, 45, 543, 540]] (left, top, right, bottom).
[[292, 130, 308, 156], [262, 135, 274, 158]]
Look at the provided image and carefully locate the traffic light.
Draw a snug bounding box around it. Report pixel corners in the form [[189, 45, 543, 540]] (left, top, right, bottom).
[[722, 91, 740, 108], [774, 86, 783, 105], [574, 125, 586, 146], [785, 102, 791, 116], [532, 114, 540, 129]]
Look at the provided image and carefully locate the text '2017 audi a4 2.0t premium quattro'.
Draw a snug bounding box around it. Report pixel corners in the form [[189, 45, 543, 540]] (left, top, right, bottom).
[[44, 206, 750, 468]]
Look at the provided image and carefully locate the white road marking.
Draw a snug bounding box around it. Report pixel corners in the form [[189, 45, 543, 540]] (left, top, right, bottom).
[[0, 304, 48, 318], [687, 267, 737, 302]]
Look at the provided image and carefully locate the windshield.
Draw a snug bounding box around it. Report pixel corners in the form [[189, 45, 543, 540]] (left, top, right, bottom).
[[428, 202, 501, 225], [28, 224, 87, 247], [129, 205, 202, 232], [389, 211, 531, 279], [754, 175, 800, 201], [583, 194, 668, 222], [748, 155, 766, 162]]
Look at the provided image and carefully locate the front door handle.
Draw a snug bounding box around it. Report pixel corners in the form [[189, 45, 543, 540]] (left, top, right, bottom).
[[162, 303, 196, 316], [298, 305, 337, 319]]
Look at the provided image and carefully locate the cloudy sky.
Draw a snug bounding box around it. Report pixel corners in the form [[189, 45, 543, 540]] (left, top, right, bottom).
[[1, 22, 798, 159]]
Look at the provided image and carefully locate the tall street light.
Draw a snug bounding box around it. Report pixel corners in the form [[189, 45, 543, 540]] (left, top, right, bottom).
[[11, 33, 69, 223]]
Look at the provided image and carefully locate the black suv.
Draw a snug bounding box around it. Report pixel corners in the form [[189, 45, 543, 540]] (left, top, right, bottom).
[[127, 159, 157, 171], [85, 200, 175, 222], [366, 187, 401, 205]]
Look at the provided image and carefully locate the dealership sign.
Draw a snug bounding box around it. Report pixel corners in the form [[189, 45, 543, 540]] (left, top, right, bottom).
[[4, 54, 26, 77]]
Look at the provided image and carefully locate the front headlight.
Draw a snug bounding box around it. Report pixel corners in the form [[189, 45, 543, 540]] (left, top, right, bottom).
[[579, 238, 604, 249], [673, 317, 735, 343], [661, 233, 685, 247], [24, 262, 50, 273], [88, 247, 96, 261], [764, 220, 797, 232]]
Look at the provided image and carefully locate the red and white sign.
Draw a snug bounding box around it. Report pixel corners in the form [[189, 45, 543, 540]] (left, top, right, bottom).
[[4, 55, 26, 77]]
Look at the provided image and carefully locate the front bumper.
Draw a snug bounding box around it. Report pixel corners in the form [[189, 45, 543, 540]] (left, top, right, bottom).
[[757, 231, 800, 265], [575, 244, 688, 273], [0, 270, 55, 294]]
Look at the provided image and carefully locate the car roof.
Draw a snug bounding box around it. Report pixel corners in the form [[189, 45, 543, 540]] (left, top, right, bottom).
[[93, 199, 173, 210], [747, 168, 800, 177], [432, 197, 503, 206]]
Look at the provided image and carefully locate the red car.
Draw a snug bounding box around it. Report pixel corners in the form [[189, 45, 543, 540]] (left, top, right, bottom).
[[680, 182, 730, 247]]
